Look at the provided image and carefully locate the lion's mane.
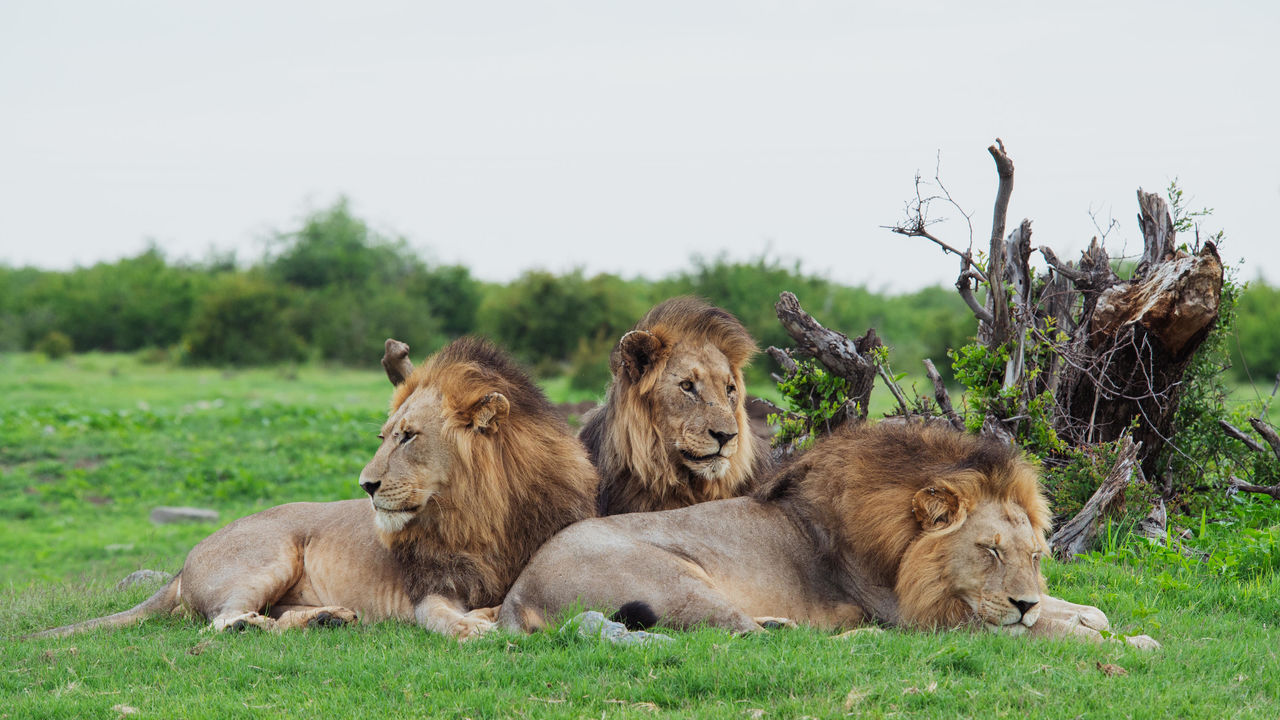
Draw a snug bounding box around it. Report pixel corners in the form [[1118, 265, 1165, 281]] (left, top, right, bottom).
[[580, 297, 765, 515], [758, 422, 1050, 628], [386, 337, 599, 607]]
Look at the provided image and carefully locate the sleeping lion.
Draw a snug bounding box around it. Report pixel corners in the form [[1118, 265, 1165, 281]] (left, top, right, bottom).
[[499, 422, 1156, 647], [32, 338, 597, 640]]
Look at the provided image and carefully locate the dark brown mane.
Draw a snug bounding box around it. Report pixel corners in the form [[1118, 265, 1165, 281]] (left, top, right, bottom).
[[386, 336, 598, 607], [581, 297, 765, 515], [758, 422, 1048, 585]]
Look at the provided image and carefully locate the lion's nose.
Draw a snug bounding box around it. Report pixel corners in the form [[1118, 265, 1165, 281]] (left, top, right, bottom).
[[361, 480, 381, 497], [709, 430, 737, 448], [1010, 598, 1038, 618]]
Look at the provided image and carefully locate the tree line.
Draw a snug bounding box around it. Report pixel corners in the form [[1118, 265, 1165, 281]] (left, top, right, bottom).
[[2, 199, 1275, 389]]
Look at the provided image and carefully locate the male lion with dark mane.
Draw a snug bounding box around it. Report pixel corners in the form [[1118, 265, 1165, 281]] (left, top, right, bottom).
[[500, 422, 1156, 648], [581, 296, 766, 515], [32, 338, 597, 640]]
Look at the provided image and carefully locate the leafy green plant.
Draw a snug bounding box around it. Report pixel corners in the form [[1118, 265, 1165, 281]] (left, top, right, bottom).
[[768, 358, 851, 450]]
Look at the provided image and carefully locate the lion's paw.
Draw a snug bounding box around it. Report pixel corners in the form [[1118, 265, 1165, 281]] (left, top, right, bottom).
[[449, 613, 496, 641], [213, 612, 275, 633], [306, 607, 358, 629], [466, 606, 500, 623], [1123, 634, 1161, 650]]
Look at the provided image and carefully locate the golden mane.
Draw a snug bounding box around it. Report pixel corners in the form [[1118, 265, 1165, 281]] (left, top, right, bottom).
[[759, 422, 1049, 627], [386, 337, 599, 608], [581, 297, 765, 515]]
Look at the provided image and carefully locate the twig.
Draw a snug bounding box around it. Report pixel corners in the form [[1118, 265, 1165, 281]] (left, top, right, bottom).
[[1218, 419, 1266, 454], [1247, 418, 1280, 460], [1228, 476, 1280, 501], [876, 364, 911, 417], [766, 346, 798, 377], [923, 358, 963, 431]]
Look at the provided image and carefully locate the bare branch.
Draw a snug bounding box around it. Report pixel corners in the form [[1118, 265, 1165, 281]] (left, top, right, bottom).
[[1219, 419, 1266, 454], [876, 364, 911, 417], [1247, 418, 1280, 460], [1038, 246, 1089, 283], [984, 139, 1016, 347], [766, 346, 798, 377], [1051, 436, 1142, 559], [381, 338, 414, 387], [923, 358, 963, 431], [1228, 475, 1280, 501]]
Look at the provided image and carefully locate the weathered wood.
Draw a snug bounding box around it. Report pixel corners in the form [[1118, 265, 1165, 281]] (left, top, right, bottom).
[[774, 291, 881, 422], [923, 358, 963, 431], [1136, 189, 1176, 277], [1228, 475, 1280, 501], [1050, 436, 1141, 559], [381, 338, 414, 387], [766, 346, 798, 377], [1220, 419, 1267, 454], [1247, 418, 1280, 459], [982, 139, 1016, 348]]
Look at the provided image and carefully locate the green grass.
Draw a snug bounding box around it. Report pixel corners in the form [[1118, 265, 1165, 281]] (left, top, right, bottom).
[[3, 353, 1279, 718]]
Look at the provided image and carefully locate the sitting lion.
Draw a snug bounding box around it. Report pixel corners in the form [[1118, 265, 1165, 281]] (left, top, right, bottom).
[[32, 337, 598, 640], [580, 296, 767, 515], [499, 422, 1155, 647]]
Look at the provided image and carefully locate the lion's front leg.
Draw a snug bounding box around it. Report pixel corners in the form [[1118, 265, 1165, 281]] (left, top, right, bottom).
[[1039, 593, 1110, 632], [415, 595, 496, 640]]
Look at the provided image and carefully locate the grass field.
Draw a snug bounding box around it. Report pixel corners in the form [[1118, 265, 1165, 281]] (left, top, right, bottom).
[[3, 352, 1279, 719]]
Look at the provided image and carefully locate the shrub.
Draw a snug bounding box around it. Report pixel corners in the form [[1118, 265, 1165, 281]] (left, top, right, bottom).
[[183, 274, 306, 366], [33, 331, 72, 360]]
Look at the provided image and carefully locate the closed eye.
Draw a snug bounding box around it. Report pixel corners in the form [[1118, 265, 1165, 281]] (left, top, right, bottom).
[[982, 545, 1001, 562], [399, 431, 417, 446]]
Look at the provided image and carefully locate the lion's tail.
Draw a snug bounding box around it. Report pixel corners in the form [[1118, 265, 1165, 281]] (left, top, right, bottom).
[[24, 574, 183, 640]]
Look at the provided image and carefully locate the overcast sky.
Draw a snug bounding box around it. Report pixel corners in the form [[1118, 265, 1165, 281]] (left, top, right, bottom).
[[2, 1, 1276, 291]]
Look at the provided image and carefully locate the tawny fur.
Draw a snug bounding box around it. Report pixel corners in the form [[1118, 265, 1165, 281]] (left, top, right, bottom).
[[580, 296, 767, 515], [501, 422, 1150, 647], [31, 337, 597, 639]]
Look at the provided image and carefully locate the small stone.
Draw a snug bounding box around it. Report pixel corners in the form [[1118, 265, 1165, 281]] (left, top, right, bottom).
[[116, 569, 173, 590], [561, 611, 673, 646], [150, 506, 219, 525]]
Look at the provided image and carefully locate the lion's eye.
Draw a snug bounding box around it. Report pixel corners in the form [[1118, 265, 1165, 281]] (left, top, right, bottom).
[[377, 434, 385, 441], [679, 380, 695, 393], [399, 431, 417, 445], [726, 383, 736, 395], [985, 546, 1001, 561]]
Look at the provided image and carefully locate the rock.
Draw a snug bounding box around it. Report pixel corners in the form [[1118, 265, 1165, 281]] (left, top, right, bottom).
[[115, 569, 173, 590], [150, 506, 219, 525], [560, 610, 673, 647]]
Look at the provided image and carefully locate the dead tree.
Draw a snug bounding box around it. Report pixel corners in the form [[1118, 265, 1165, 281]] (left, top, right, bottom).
[[1220, 417, 1280, 500], [890, 139, 1224, 483]]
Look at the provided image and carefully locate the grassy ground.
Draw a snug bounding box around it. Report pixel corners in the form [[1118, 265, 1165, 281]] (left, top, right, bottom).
[[3, 353, 1279, 718]]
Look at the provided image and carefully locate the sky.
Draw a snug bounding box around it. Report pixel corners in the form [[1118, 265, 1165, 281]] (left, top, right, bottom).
[[1, 1, 1277, 291]]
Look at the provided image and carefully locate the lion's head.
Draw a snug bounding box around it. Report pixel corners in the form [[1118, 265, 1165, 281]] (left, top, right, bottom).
[[580, 297, 765, 515], [763, 422, 1050, 632], [359, 337, 599, 607]]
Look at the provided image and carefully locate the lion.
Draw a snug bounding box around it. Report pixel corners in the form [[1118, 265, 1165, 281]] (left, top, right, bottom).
[[499, 422, 1156, 647], [31, 337, 598, 640], [580, 296, 766, 516]]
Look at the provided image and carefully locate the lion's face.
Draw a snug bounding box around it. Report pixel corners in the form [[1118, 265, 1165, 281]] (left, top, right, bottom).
[[897, 481, 1046, 632], [941, 499, 1045, 632], [358, 387, 510, 536], [651, 342, 745, 481]]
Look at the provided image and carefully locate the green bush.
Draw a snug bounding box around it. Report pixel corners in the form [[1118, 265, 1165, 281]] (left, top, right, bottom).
[[183, 274, 306, 366], [479, 270, 645, 369], [33, 331, 72, 359], [567, 334, 615, 392]]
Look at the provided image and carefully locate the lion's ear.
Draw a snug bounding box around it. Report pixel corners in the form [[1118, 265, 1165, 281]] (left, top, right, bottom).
[[912, 485, 962, 531], [612, 330, 666, 383], [467, 392, 510, 433]]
